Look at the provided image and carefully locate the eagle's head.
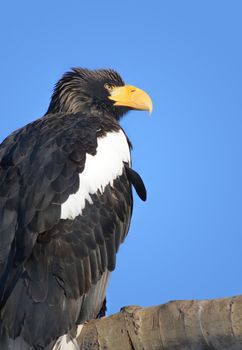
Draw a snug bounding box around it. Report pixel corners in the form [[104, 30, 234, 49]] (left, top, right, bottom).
[[46, 68, 152, 120]]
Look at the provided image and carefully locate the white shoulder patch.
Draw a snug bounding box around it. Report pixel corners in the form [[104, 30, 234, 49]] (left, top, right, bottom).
[[61, 130, 130, 220]]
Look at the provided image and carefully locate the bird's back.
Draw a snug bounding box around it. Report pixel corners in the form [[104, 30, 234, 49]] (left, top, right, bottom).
[[0, 113, 134, 349]]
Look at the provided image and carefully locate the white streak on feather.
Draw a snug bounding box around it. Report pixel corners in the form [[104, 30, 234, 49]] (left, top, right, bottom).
[[52, 332, 81, 350], [52, 325, 84, 350], [61, 130, 130, 220]]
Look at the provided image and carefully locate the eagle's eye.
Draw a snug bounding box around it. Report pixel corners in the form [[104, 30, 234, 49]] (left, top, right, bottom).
[[104, 83, 114, 92]]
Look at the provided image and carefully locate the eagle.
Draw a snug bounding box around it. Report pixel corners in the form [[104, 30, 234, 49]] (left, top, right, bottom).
[[0, 68, 152, 349]]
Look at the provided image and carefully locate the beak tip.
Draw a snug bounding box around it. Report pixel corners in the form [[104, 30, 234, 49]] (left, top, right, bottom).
[[147, 100, 153, 115]]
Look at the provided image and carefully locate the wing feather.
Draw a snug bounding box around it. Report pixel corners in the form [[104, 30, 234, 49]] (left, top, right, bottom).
[[0, 113, 134, 348]]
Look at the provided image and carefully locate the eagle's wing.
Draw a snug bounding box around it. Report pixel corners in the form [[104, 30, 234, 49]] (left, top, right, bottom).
[[0, 113, 134, 348]]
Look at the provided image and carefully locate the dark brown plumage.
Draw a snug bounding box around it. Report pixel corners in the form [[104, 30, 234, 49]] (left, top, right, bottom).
[[0, 68, 149, 349]]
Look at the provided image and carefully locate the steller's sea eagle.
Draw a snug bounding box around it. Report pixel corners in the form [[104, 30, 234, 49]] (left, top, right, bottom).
[[0, 68, 152, 349]]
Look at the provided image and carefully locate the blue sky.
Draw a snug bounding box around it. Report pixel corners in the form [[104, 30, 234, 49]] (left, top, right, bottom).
[[0, 1, 242, 314]]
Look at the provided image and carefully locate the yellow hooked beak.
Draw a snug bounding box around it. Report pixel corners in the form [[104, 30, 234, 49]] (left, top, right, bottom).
[[108, 85, 153, 114]]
